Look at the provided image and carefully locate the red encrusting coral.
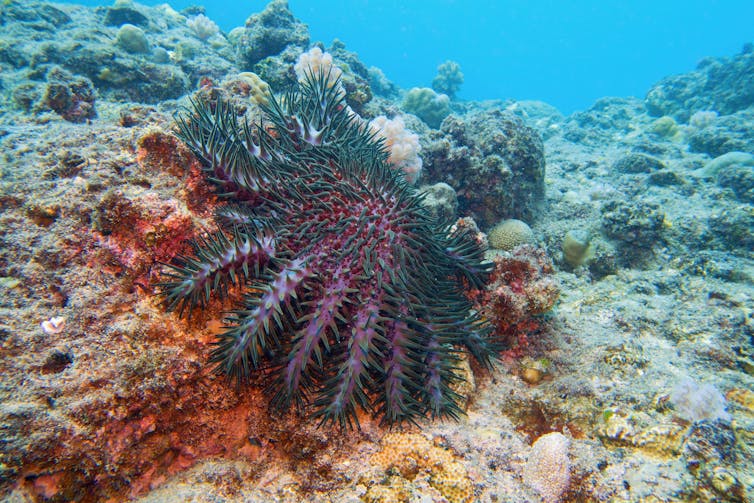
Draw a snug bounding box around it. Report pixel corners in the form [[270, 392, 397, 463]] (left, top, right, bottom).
[[468, 245, 560, 357], [87, 131, 218, 293]]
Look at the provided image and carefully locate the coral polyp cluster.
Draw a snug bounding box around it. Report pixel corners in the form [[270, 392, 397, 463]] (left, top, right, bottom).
[[160, 72, 495, 428]]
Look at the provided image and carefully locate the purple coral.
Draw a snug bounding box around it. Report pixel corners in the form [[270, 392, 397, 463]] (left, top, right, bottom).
[[159, 72, 495, 428]]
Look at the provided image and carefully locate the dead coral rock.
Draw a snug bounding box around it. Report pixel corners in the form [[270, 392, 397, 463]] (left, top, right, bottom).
[[234, 0, 310, 68], [91, 189, 196, 285], [136, 130, 216, 216], [470, 245, 559, 354], [41, 66, 96, 122], [423, 109, 545, 229], [137, 131, 197, 178]]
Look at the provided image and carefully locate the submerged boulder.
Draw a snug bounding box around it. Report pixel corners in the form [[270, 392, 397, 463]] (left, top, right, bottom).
[[233, 0, 310, 69], [422, 109, 546, 229]]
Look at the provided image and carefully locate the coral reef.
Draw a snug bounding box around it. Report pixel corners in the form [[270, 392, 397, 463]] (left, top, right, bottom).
[[402, 87, 451, 128], [422, 110, 546, 228], [523, 432, 571, 503], [368, 432, 474, 503], [432, 60, 464, 99], [687, 109, 754, 156], [645, 44, 754, 121], [160, 72, 495, 428], [233, 0, 309, 68], [0, 0, 237, 105], [1, 2, 754, 502]]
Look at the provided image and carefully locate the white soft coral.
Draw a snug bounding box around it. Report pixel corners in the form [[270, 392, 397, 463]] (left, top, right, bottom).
[[295, 47, 343, 89], [369, 115, 422, 184]]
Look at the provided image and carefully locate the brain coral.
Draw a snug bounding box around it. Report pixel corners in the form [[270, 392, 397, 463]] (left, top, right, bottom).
[[487, 219, 535, 250]]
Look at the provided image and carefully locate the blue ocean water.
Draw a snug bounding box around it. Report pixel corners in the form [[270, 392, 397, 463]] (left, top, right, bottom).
[[54, 0, 754, 113]]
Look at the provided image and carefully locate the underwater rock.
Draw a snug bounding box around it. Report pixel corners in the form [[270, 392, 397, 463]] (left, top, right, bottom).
[[0, 0, 239, 105], [368, 66, 399, 98], [600, 199, 665, 266], [41, 66, 96, 122], [1, 0, 72, 30], [683, 419, 736, 465], [562, 97, 645, 146], [645, 45, 754, 121], [708, 208, 754, 251], [96, 58, 190, 103], [234, 0, 310, 68], [423, 109, 546, 229], [326, 40, 373, 114], [646, 169, 685, 187], [584, 237, 618, 279], [505, 100, 564, 140], [419, 183, 459, 222], [717, 164, 754, 203], [104, 2, 149, 27], [688, 109, 754, 157], [612, 152, 666, 174]]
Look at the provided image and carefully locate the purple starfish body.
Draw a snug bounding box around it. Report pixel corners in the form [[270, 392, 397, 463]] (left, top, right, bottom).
[[160, 72, 495, 428]]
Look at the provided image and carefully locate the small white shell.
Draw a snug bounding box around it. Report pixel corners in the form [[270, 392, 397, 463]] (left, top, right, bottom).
[[41, 316, 66, 335]]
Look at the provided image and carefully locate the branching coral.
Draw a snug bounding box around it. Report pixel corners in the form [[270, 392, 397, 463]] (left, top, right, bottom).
[[159, 72, 495, 428], [186, 14, 219, 41], [432, 60, 464, 99]]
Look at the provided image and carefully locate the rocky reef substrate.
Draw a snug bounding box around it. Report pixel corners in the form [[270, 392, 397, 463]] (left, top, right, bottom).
[[0, 1, 752, 502]]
